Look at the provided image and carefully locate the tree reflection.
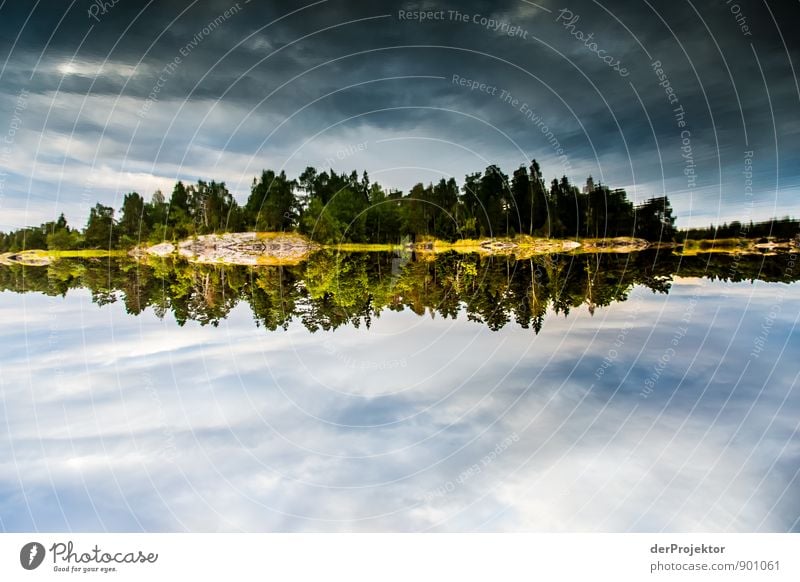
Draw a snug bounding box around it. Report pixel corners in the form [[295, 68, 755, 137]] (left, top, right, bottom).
[[0, 250, 796, 333]]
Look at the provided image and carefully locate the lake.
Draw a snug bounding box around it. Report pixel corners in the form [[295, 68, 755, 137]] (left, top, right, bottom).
[[1, 250, 798, 531]]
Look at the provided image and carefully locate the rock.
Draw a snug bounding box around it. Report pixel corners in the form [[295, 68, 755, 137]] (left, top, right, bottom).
[[145, 233, 318, 265], [580, 237, 649, 252], [145, 242, 175, 257], [0, 251, 52, 266], [531, 239, 582, 252], [480, 240, 518, 251], [405, 241, 434, 251], [754, 241, 795, 251]]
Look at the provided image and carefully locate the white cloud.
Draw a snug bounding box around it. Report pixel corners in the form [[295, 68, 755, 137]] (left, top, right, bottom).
[[0, 280, 797, 531]]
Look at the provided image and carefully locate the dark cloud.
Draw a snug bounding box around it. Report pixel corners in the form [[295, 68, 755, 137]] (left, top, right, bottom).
[[1, 0, 798, 228]]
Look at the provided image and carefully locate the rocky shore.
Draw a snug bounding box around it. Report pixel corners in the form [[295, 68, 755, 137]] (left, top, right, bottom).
[[142, 232, 319, 265]]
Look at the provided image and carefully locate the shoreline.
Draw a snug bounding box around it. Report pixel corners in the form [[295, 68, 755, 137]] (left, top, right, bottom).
[[1, 233, 796, 267]]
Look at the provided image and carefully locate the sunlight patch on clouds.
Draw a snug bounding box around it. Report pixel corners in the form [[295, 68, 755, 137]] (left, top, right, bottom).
[[53, 59, 145, 80]]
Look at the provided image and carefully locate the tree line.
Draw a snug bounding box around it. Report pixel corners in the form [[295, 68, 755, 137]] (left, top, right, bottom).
[[676, 217, 800, 242], [2, 160, 685, 252]]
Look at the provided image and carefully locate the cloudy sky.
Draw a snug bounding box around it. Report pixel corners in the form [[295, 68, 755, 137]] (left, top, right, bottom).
[[2, 280, 799, 531], [0, 0, 798, 229]]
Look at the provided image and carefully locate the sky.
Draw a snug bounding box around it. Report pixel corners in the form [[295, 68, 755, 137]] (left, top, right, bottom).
[[0, 0, 799, 230], [2, 280, 799, 531]]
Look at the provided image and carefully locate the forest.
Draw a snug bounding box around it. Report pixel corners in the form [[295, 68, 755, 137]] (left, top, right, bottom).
[[0, 160, 686, 252]]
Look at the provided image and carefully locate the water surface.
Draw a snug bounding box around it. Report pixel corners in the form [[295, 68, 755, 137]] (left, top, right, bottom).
[[1, 250, 798, 531]]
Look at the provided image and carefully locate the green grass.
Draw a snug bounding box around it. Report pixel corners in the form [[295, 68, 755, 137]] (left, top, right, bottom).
[[676, 238, 757, 256], [45, 249, 128, 259], [255, 231, 312, 242], [327, 243, 404, 252], [27, 249, 129, 258], [681, 238, 745, 249]]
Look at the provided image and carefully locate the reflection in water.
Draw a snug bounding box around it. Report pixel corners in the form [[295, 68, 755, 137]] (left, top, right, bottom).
[[0, 250, 797, 333], [0, 250, 799, 532]]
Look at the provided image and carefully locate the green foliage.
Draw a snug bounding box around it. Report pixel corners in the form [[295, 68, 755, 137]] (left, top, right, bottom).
[[118, 192, 148, 246], [512, 166, 533, 236], [47, 228, 81, 250], [364, 184, 404, 244], [188, 180, 240, 234], [245, 170, 297, 231], [477, 165, 510, 237], [301, 197, 343, 243], [3, 161, 783, 252], [84, 203, 117, 249], [634, 196, 677, 241], [585, 182, 635, 238], [529, 160, 549, 233], [329, 187, 369, 242], [2, 250, 796, 334]]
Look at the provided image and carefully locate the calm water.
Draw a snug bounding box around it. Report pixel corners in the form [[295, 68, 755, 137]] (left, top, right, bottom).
[[1, 250, 799, 532]]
